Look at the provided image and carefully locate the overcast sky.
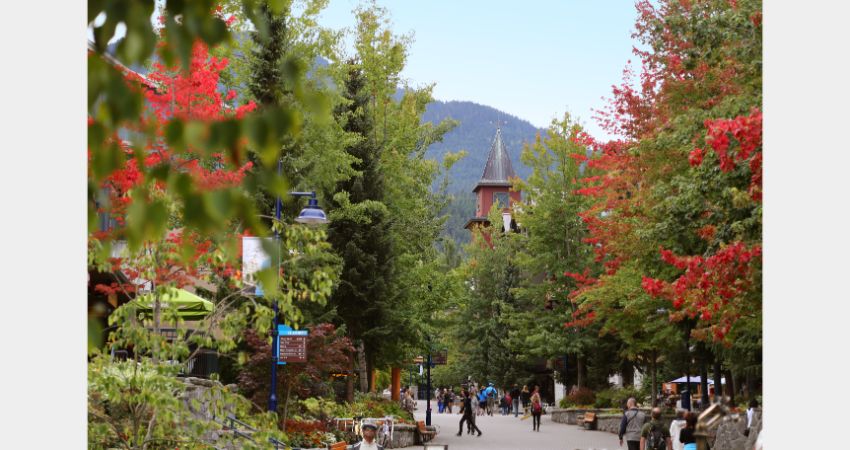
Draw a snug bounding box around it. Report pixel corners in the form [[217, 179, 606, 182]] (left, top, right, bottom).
[[316, 0, 639, 140]]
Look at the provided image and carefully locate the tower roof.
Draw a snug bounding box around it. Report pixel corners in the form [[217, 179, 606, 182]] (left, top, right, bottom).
[[477, 128, 516, 187]]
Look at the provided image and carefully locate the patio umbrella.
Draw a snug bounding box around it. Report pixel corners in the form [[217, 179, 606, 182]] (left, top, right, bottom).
[[128, 288, 214, 320], [668, 376, 725, 384]]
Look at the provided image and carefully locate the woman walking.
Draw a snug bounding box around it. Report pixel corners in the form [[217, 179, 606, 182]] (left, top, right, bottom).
[[520, 385, 531, 416], [679, 411, 697, 450], [530, 386, 543, 432]]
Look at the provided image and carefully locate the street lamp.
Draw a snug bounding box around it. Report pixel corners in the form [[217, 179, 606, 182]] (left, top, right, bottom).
[[268, 162, 329, 413]]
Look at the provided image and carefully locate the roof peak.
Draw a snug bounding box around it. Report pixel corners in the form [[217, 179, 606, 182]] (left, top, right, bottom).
[[478, 128, 516, 185]]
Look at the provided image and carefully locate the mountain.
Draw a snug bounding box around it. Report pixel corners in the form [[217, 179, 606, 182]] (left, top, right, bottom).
[[422, 100, 543, 194]]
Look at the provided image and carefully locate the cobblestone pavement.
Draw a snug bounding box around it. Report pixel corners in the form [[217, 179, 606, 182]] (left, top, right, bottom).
[[414, 409, 622, 450]]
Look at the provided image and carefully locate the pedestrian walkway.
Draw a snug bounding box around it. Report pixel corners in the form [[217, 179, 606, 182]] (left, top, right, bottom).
[[415, 409, 621, 450]]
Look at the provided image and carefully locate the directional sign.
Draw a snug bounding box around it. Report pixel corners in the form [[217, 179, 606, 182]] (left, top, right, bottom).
[[276, 325, 308, 365], [431, 349, 448, 365]]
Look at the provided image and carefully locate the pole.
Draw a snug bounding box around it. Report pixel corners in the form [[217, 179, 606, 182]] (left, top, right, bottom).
[[426, 352, 432, 426], [269, 157, 283, 413]]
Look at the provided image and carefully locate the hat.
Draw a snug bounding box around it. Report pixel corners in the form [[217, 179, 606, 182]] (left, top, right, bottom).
[[361, 420, 378, 431]]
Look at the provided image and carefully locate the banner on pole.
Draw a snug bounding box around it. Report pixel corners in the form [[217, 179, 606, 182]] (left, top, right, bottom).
[[242, 237, 271, 296]]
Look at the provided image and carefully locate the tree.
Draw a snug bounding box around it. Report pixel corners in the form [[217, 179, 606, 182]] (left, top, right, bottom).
[[238, 323, 354, 429], [564, 0, 763, 400]]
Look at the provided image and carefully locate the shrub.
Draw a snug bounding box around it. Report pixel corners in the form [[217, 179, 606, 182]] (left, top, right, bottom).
[[593, 387, 646, 409], [566, 387, 596, 407]]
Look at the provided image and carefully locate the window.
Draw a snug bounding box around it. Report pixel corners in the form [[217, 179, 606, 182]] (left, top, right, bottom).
[[493, 192, 510, 208]]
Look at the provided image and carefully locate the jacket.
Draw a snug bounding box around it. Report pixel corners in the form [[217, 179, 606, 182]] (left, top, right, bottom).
[[619, 408, 646, 442]]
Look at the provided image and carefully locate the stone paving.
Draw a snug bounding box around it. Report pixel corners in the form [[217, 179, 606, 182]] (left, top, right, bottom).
[[414, 408, 622, 450]]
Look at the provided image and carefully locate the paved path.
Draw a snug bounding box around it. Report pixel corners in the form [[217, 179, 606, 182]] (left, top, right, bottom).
[[414, 409, 621, 450]]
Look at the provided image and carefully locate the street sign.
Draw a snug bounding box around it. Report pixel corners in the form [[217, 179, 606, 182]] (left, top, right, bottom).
[[276, 325, 308, 365], [431, 349, 448, 365], [413, 356, 425, 364]]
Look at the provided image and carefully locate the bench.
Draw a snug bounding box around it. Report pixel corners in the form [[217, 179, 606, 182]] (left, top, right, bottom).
[[583, 412, 597, 430], [416, 420, 436, 443], [327, 442, 348, 450]]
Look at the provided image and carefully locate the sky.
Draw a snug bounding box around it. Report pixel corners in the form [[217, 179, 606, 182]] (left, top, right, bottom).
[[315, 0, 639, 140]]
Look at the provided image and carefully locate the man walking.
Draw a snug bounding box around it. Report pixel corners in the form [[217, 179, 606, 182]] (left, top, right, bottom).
[[510, 384, 521, 417], [640, 407, 672, 450], [618, 397, 646, 450], [484, 383, 497, 416], [456, 388, 482, 437]]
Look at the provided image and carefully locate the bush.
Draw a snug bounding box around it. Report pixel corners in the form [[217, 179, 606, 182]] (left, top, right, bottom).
[[565, 387, 596, 407], [593, 387, 645, 409], [333, 392, 414, 422]]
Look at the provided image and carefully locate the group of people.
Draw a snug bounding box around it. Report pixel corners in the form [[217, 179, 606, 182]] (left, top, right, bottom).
[[434, 382, 546, 437], [618, 397, 762, 450]]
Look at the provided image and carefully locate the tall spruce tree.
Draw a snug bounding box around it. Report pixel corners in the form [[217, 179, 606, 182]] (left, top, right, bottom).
[[326, 62, 394, 393]]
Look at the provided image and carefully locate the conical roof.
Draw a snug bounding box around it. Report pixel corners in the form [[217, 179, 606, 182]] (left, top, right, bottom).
[[478, 128, 516, 186]]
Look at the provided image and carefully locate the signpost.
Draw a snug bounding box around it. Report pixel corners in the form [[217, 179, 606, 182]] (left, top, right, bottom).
[[276, 325, 308, 365], [431, 349, 448, 365]]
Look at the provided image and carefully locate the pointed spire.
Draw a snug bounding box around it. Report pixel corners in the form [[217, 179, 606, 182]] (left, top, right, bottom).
[[479, 127, 516, 184]]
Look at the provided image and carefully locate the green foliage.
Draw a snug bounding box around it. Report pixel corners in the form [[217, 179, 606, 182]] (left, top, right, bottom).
[[338, 393, 414, 422], [593, 387, 646, 409], [88, 355, 285, 449]]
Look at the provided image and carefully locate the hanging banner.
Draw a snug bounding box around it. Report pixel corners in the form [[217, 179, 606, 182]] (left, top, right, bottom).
[[242, 237, 271, 296]]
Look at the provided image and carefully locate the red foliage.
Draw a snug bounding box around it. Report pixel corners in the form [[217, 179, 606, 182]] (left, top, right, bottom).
[[641, 242, 761, 343], [238, 323, 354, 408], [702, 109, 763, 201]]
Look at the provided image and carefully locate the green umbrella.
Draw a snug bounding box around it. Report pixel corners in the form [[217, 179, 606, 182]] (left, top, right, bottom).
[[129, 288, 214, 320]]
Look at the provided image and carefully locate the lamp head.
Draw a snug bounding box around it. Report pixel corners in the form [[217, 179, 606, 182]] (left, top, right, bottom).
[[294, 195, 329, 225]]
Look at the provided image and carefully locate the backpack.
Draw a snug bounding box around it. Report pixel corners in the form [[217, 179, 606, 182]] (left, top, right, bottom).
[[646, 424, 666, 450], [532, 401, 542, 413]]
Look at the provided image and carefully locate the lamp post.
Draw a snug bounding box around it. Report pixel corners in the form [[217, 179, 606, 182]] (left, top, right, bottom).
[[268, 161, 329, 413]]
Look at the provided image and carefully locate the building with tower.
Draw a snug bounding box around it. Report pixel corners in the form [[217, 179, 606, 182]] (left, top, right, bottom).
[[464, 128, 522, 239]]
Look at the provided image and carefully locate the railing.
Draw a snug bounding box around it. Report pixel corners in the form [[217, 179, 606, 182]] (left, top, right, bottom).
[[185, 349, 219, 378]]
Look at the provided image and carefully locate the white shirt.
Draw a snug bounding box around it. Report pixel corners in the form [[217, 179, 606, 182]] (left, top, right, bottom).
[[358, 440, 380, 450], [747, 408, 756, 428], [669, 419, 686, 450]]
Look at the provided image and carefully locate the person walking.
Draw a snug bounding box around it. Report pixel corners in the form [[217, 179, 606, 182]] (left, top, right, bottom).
[[669, 409, 687, 450], [436, 388, 443, 414], [678, 411, 697, 450], [456, 389, 483, 437], [530, 386, 543, 431], [510, 384, 521, 417], [520, 385, 531, 416], [618, 397, 646, 450], [640, 407, 672, 450], [477, 388, 487, 416], [484, 383, 497, 416], [443, 389, 453, 414]]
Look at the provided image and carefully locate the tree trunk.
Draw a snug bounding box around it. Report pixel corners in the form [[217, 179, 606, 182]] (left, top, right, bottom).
[[726, 369, 735, 405], [746, 372, 756, 401], [713, 357, 722, 403], [699, 356, 709, 409], [357, 341, 369, 393], [621, 359, 634, 387], [346, 369, 355, 403], [651, 352, 658, 407], [577, 355, 585, 389]]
